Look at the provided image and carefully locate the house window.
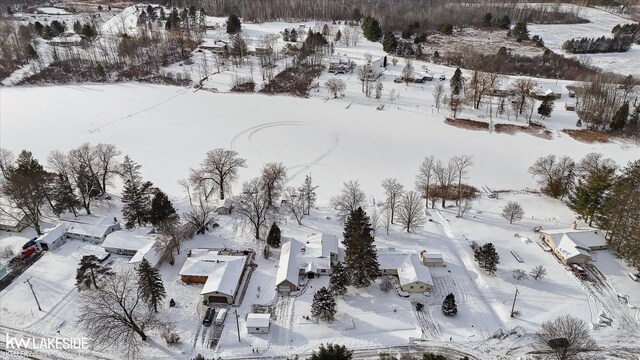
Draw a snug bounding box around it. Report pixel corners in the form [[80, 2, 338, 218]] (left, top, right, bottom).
[[256, 328, 260, 331], [410, 286, 414, 289]]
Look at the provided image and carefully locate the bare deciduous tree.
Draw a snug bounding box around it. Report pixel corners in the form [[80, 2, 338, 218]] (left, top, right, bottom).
[[179, 180, 217, 234], [261, 162, 287, 207], [433, 83, 445, 113], [535, 315, 597, 360], [530, 265, 548, 280], [283, 187, 305, 225], [95, 143, 122, 193], [510, 78, 538, 117], [416, 155, 436, 208], [235, 178, 271, 239], [191, 148, 247, 200], [458, 198, 473, 218], [0, 148, 15, 181], [452, 155, 474, 215], [325, 78, 346, 98], [331, 180, 366, 221], [77, 270, 158, 358], [401, 58, 414, 85], [512, 269, 528, 280], [502, 201, 524, 224], [381, 178, 404, 224], [529, 155, 575, 199], [397, 190, 426, 233], [381, 205, 392, 235], [434, 159, 457, 208], [369, 207, 380, 237]]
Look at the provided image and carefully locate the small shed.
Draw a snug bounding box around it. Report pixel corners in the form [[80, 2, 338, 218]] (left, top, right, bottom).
[[246, 313, 271, 334], [218, 199, 233, 215], [35, 223, 69, 251], [565, 103, 576, 111], [419, 250, 444, 267]]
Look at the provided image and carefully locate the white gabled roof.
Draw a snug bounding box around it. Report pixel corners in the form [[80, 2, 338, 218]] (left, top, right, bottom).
[[556, 234, 591, 260], [542, 228, 607, 250], [276, 240, 301, 286], [66, 222, 112, 238], [397, 254, 433, 287], [102, 231, 155, 252], [0, 207, 26, 227], [304, 233, 338, 258], [129, 240, 161, 268], [246, 313, 270, 328], [36, 223, 68, 244], [200, 256, 247, 297]]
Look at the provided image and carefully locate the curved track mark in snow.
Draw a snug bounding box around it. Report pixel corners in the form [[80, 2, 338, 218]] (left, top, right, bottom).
[[229, 121, 340, 183], [88, 87, 191, 133]]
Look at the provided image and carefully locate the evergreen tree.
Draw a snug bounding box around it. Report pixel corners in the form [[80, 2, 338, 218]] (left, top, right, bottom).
[[121, 156, 154, 229], [497, 15, 511, 29], [290, 29, 298, 42], [334, 29, 342, 42], [361, 16, 382, 41], [382, 31, 398, 53], [51, 173, 80, 217], [537, 97, 554, 120], [149, 188, 178, 226], [311, 343, 353, 360], [351, 8, 363, 22], [482, 13, 493, 27], [328, 261, 348, 296], [76, 255, 114, 289], [610, 102, 629, 132], [423, 354, 446, 360], [450, 68, 463, 95], [299, 175, 318, 215], [569, 159, 616, 226], [226, 14, 241, 34], [442, 293, 458, 316], [283, 28, 290, 41], [512, 21, 530, 41], [266, 222, 281, 248], [342, 207, 379, 287], [137, 258, 166, 313], [95, 63, 106, 78], [474, 243, 500, 274], [311, 287, 337, 322], [24, 44, 38, 60]]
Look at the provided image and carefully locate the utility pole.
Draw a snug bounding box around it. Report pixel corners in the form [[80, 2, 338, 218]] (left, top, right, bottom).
[[235, 309, 241, 342], [510, 287, 519, 317], [24, 278, 42, 311]]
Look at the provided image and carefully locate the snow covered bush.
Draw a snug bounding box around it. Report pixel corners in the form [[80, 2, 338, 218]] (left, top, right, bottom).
[[311, 287, 337, 322], [380, 278, 394, 293], [442, 293, 457, 316]]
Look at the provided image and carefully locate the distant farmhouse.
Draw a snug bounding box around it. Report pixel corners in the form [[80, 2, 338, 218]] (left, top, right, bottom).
[[275, 233, 339, 294], [179, 249, 248, 304], [540, 223, 607, 265]]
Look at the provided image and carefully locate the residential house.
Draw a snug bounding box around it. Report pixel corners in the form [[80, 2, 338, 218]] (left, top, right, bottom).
[[377, 250, 434, 292], [101, 231, 156, 256], [50, 33, 82, 47], [65, 218, 120, 243], [275, 240, 301, 293], [565, 102, 576, 111], [246, 313, 271, 334], [0, 209, 30, 232], [540, 223, 607, 264], [179, 249, 248, 304], [530, 84, 563, 100]]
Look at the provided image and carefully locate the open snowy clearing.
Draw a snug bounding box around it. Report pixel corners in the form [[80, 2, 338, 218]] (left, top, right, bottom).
[[1, 84, 638, 205]]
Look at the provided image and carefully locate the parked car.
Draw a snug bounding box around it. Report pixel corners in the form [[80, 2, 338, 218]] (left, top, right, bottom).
[[571, 264, 587, 279], [22, 238, 37, 250], [215, 308, 228, 325], [20, 246, 36, 260], [629, 272, 639, 281], [203, 308, 215, 326]]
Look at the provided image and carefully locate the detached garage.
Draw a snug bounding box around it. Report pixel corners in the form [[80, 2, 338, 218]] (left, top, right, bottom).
[[246, 313, 271, 334]]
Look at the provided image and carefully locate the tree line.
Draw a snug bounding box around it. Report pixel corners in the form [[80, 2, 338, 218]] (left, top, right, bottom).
[[562, 36, 633, 54]]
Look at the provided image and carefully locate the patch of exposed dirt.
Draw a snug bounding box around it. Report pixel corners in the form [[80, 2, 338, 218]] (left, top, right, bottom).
[[445, 117, 489, 131]]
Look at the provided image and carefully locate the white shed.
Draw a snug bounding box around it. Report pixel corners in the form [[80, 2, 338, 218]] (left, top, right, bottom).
[[246, 313, 270, 334]]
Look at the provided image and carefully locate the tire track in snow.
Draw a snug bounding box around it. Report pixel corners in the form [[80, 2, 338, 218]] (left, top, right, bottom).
[[88, 87, 191, 133], [229, 121, 340, 183]]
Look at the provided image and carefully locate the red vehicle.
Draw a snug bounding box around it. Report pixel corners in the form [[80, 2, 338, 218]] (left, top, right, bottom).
[[571, 264, 587, 279], [20, 246, 36, 260]]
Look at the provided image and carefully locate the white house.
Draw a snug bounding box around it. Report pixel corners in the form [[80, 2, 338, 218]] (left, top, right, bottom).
[[129, 241, 162, 268], [275, 233, 340, 294], [0, 208, 30, 232], [101, 231, 156, 256], [377, 250, 434, 292], [541, 225, 607, 265], [179, 249, 248, 304], [35, 223, 69, 251], [65, 220, 120, 243], [246, 313, 271, 334], [217, 199, 233, 215]]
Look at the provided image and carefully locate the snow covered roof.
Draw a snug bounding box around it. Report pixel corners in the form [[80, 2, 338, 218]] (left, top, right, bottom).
[[66, 222, 112, 238], [246, 313, 270, 328], [377, 250, 411, 270], [556, 234, 591, 260], [276, 240, 301, 286], [101, 231, 156, 252], [397, 254, 433, 287], [180, 251, 245, 276], [200, 256, 247, 296], [0, 208, 26, 227], [129, 240, 161, 268], [542, 228, 606, 250], [36, 223, 68, 244], [219, 199, 233, 209], [422, 253, 443, 261], [303, 233, 338, 258]]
